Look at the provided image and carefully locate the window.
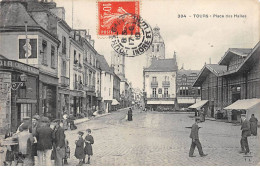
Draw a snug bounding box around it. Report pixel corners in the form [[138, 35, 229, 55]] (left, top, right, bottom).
[[85, 69, 88, 85], [152, 45, 154, 52], [78, 54, 81, 64], [152, 88, 157, 97], [90, 54, 92, 65], [198, 87, 201, 95], [20, 104, 32, 121], [164, 88, 168, 97], [157, 44, 159, 52], [62, 36, 66, 54], [51, 45, 55, 68], [74, 50, 77, 64], [152, 77, 157, 82], [165, 76, 169, 81], [74, 74, 77, 89], [62, 61, 66, 76], [42, 40, 47, 65]]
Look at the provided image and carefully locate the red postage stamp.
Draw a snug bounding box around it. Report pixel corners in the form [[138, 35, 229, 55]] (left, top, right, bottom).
[[98, 1, 140, 36]]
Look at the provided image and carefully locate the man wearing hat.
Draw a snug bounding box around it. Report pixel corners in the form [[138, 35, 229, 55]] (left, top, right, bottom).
[[15, 123, 34, 166], [31, 115, 40, 165], [16, 117, 31, 134], [240, 115, 251, 154], [35, 117, 53, 166], [52, 119, 66, 166], [189, 117, 207, 157]]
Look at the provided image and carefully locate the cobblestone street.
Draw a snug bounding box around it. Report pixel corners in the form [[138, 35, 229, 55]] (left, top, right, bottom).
[[64, 109, 260, 166]]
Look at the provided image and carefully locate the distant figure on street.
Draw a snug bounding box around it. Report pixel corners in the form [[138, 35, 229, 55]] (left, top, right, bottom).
[[128, 108, 133, 121], [52, 119, 66, 166], [75, 131, 85, 166], [31, 115, 40, 165], [240, 116, 251, 154], [249, 114, 258, 136], [84, 129, 94, 164], [189, 117, 207, 157]]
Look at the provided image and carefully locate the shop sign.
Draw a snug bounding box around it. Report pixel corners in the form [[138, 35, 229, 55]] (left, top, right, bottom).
[[0, 59, 39, 74]]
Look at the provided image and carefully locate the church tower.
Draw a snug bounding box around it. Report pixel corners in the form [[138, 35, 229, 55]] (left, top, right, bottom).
[[146, 25, 165, 67]]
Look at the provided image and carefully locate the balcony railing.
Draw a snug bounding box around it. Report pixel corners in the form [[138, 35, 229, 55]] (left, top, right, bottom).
[[162, 81, 170, 87], [150, 81, 158, 87], [61, 76, 69, 87], [150, 94, 158, 98]]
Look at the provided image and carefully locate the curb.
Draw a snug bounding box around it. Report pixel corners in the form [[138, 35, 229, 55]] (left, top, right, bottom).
[[74, 113, 111, 125]]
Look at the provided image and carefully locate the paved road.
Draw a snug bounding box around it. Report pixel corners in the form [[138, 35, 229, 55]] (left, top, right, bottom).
[[64, 109, 260, 166]]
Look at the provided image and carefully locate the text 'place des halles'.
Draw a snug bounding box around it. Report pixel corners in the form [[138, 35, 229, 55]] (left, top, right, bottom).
[[0, 0, 259, 166]]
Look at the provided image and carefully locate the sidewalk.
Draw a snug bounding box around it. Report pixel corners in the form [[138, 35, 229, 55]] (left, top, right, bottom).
[[74, 107, 130, 125]]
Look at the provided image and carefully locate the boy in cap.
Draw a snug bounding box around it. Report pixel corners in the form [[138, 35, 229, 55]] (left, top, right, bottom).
[[189, 117, 207, 157], [84, 129, 94, 164], [75, 131, 85, 166]]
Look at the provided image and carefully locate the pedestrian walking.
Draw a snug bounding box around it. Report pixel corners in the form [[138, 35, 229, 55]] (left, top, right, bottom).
[[128, 108, 133, 121], [35, 117, 53, 166], [249, 114, 258, 136], [84, 129, 94, 164], [75, 131, 85, 166], [189, 117, 207, 157], [240, 115, 251, 155], [52, 119, 66, 166], [15, 123, 34, 166]]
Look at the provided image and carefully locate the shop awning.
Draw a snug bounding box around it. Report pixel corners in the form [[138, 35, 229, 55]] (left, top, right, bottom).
[[147, 100, 175, 105], [188, 100, 208, 109], [224, 99, 260, 110], [111, 99, 120, 105]]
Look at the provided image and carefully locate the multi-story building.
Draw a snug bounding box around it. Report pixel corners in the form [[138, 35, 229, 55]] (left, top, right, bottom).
[[193, 42, 260, 121], [0, 1, 60, 123], [176, 66, 201, 109], [112, 72, 120, 111], [69, 30, 85, 117], [143, 26, 178, 111], [97, 54, 114, 113]]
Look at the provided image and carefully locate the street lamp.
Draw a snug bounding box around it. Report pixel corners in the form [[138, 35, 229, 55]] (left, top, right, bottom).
[[7, 73, 28, 91]]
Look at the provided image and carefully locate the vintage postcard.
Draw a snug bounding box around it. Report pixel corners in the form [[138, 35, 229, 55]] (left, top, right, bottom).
[[0, 0, 259, 166]]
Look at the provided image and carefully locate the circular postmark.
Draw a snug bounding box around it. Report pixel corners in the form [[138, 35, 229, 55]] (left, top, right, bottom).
[[110, 13, 153, 57]]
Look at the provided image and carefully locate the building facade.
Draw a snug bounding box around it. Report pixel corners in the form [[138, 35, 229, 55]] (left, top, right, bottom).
[[193, 42, 260, 120], [0, 1, 60, 120], [176, 67, 201, 109], [143, 26, 177, 111]]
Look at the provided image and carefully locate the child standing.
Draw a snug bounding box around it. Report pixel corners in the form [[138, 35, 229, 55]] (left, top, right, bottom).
[[74, 131, 85, 166], [84, 129, 94, 164]]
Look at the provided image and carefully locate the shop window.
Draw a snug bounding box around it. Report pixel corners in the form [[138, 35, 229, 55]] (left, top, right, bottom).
[[51, 45, 55, 68], [20, 104, 32, 120]]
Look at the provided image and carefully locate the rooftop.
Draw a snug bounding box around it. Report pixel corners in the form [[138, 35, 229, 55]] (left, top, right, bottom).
[[144, 58, 178, 72]]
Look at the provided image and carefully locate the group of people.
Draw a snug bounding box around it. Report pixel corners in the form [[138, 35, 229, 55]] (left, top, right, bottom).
[[189, 113, 258, 157], [4, 115, 70, 166], [74, 129, 94, 166]]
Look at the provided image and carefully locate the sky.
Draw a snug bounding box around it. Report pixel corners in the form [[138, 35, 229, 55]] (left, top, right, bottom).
[[54, 0, 260, 89]]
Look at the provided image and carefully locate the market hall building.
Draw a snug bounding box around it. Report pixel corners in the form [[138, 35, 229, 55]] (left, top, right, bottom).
[[192, 42, 260, 122]]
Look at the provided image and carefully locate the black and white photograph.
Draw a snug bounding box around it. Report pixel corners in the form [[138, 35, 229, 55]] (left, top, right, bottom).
[[0, 0, 259, 166]]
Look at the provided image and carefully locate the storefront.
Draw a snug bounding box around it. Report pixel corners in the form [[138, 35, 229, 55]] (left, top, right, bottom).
[[0, 59, 39, 133], [39, 73, 58, 120], [70, 90, 85, 117]]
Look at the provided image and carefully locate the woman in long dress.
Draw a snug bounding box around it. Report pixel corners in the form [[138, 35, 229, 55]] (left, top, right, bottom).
[[249, 114, 258, 136]]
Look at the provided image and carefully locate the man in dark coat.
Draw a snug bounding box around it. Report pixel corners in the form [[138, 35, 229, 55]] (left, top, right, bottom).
[[35, 117, 53, 166], [249, 114, 258, 136], [128, 108, 133, 121], [189, 117, 207, 157], [240, 116, 251, 154], [52, 119, 66, 166]]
